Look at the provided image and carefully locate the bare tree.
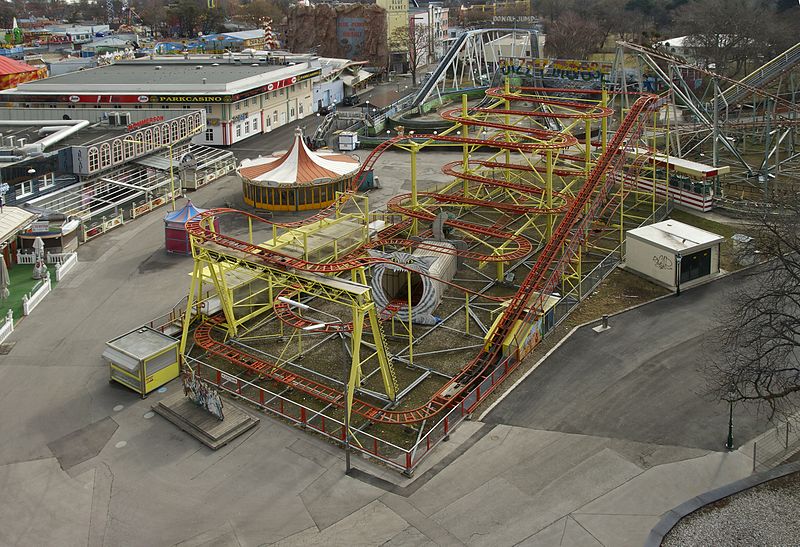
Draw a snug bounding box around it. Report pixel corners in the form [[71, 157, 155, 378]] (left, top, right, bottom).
[[544, 11, 606, 59], [389, 22, 431, 86], [675, 0, 793, 76], [705, 194, 800, 417]]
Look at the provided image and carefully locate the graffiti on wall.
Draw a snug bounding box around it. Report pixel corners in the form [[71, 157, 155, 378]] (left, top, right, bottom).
[[652, 254, 674, 270], [499, 58, 612, 82]]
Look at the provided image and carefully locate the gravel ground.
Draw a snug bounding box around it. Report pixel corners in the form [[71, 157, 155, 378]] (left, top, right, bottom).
[[663, 471, 800, 547]]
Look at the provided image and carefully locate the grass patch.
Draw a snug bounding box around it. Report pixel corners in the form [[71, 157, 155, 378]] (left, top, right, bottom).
[[668, 208, 748, 272]]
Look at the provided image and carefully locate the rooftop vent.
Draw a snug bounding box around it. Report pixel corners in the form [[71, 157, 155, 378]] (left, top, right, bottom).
[[155, 65, 162, 70]]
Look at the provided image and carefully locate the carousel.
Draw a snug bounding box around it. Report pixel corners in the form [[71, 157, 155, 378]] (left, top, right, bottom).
[[238, 128, 362, 212]]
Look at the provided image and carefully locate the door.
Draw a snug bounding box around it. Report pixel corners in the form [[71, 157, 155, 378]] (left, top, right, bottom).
[[280, 111, 286, 126], [680, 248, 711, 283]]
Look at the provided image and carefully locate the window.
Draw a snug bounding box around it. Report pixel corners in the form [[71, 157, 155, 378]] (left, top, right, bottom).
[[205, 128, 214, 142], [179, 118, 187, 138], [290, 108, 295, 118], [16, 179, 34, 198], [205, 106, 212, 114], [299, 104, 303, 115], [273, 111, 278, 122], [244, 120, 250, 134], [244, 98, 249, 107], [235, 102, 241, 111], [253, 117, 258, 130], [112, 140, 123, 163], [236, 125, 241, 137], [280, 88, 284, 95], [272, 91, 277, 99], [153, 126, 162, 146], [124, 139, 135, 159], [100, 143, 112, 168], [40, 174, 54, 190], [88, 147, 99, 171]]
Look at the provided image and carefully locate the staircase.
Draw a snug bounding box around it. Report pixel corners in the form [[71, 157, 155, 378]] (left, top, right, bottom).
[[721, 42, 800, 108]]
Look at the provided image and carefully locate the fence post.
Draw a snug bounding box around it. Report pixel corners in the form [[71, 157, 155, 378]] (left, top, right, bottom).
[[786, 421, 790, 450]]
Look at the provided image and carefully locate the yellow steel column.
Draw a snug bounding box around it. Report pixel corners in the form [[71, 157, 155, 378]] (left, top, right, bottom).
[[504, 77, 511, 183], [366, 303, 397, 401], [179, 259, 201, 358], [652, 111, 657, 216], [411, 145, 418, 236], [462, 93, 469, 196], [208, 262, 237, 337], [346, 306, 362, 429]]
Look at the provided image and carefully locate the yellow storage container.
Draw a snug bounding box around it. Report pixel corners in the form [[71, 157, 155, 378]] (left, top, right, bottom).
[[103, 327, 180, 398]]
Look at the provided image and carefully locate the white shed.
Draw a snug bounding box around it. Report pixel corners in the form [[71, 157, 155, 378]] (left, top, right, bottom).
[[625, 220, 724, 291]]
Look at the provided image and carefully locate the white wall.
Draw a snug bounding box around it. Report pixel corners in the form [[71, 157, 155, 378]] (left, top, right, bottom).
[[625, 236, 677, 288]]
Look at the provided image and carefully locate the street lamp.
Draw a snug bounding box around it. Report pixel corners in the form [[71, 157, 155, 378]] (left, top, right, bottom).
[[124, 137, 179, 212], [725, 385, 736, 450]]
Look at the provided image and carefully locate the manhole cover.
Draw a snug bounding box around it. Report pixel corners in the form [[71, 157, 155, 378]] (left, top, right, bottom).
[[0, 342, 16, 355]]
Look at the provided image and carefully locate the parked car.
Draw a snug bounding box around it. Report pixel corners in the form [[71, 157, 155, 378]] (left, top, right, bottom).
[[341, 95, 360, 107]]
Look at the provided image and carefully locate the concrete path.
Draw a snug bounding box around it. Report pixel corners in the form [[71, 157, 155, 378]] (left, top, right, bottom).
[[0, 139, 768, 546]]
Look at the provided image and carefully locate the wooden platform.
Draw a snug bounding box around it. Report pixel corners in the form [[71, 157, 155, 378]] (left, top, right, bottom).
[[152, 392, 259, 450]]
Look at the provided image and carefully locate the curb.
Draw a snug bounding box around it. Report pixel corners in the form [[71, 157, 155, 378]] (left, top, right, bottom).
[[645, 460, 800, 547]]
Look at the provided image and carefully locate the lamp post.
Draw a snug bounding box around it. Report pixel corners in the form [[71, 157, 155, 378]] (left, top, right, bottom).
[[725, 385, 736, 450], [124, 137, 178, 212]]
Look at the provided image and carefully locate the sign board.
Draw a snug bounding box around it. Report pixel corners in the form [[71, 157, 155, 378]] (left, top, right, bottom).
[[0, 69, 322, 105], [499, 57, 612, 83]]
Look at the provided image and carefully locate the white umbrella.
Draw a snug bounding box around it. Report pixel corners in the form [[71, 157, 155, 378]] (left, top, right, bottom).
[[32, 236, 45, 260], [32, 237, 47, 280], [0, 258, 9, 300]]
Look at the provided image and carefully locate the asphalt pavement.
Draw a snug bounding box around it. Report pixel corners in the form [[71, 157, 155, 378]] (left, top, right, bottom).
[[484, 269, 772, 451]]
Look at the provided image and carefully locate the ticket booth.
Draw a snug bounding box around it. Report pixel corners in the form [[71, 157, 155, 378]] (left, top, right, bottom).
[[103, 327, 180, 397]]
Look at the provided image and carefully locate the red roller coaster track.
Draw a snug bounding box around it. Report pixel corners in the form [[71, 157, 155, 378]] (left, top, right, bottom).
[[187, 87, 662, 425]]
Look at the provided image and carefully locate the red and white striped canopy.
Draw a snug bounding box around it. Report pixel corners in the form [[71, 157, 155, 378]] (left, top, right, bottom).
[[239, 129, 359, 185]]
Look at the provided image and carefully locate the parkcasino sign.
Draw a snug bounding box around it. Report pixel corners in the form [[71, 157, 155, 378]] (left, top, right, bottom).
[[0, 69, 321, 105]]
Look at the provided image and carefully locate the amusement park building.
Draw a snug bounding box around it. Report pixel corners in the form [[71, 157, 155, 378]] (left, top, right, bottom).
[[239, 128, 361, 212], [0, 57, 322, 146]]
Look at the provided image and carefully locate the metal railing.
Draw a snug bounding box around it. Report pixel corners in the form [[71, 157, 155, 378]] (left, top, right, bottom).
[[750, 413, 800, 473]]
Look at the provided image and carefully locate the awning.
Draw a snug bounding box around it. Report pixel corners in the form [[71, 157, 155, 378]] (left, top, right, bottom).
[[340, 69, 375, 88], [0, 206, 37, 244]]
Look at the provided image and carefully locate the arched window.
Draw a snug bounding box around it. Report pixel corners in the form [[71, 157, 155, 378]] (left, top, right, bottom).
[[112, 140, 123, 164], [179, 118, 187, 138], [187, 116, 194, 134], [100, 143, 112, 169], [124, 138, 135, 159], [171, 121, 179, 143], [134, 131, 145, 154], [88, 147, 100, 172], [144, 128, 153, 150], [153, 126, 162, 146]]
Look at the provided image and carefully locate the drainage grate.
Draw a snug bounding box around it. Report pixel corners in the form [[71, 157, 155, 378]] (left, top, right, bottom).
[[0, 342, 16, 355]]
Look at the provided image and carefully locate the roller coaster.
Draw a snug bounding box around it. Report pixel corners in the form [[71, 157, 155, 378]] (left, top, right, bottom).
[[179, 83, 668, 471]]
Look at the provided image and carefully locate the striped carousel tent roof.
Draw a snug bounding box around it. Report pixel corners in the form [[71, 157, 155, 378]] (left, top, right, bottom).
[[238, 128, 359, 185]]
